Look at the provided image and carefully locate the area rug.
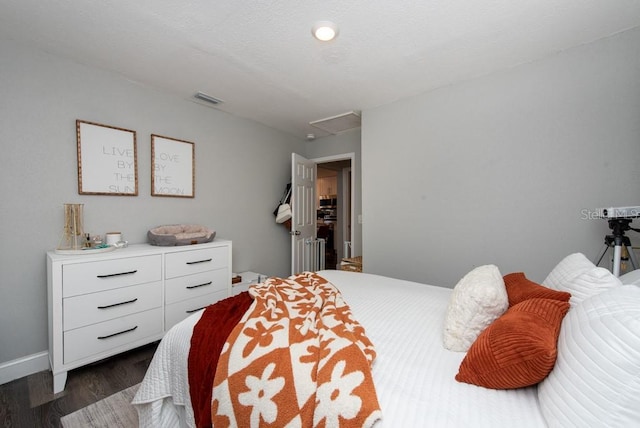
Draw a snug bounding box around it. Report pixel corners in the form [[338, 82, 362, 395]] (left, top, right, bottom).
[[61, 383, 139, 428]]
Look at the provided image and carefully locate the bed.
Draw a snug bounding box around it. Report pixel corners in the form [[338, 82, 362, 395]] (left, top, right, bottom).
[[132, 254, 640, 427]]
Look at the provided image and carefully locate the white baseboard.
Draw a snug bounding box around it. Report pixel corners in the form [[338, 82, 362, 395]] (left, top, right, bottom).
[[0, 351, 49, 386]]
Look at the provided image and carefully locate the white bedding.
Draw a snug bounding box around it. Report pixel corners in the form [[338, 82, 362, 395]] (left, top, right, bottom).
[[133, 270, 547, 427]]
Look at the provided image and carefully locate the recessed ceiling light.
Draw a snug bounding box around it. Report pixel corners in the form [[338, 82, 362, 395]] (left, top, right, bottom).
[[312, 21, 338, 42]]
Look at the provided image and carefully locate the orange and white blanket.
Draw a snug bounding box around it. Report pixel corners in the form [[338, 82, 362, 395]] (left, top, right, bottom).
[[211, 272, 381, 427]]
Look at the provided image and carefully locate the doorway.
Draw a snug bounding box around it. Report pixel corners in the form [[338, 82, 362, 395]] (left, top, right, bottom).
[[314, 156, 353, 270]]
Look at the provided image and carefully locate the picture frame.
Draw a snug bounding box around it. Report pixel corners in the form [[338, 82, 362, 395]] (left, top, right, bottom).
[[76, 120, 138, 196], [151, 134, 195, 198]]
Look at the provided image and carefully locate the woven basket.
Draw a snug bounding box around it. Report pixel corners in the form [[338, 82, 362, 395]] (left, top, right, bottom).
[[341, 256, 362, 272]]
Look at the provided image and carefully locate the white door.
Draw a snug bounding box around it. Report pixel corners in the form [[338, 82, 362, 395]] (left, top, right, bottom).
[[291, 153, 316, 274]]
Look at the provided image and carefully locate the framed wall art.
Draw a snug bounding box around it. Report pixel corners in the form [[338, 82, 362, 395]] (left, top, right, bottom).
[[151, 134, 195, 198], [76, 120, 138, 196]]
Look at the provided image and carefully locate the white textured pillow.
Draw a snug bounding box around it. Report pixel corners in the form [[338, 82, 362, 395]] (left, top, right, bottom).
[[443, 264, 508, 352], [538, 285, 640, 427], [543, 253, 621, 305]]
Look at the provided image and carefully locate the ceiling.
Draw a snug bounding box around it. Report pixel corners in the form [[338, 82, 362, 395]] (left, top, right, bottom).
[[2, 1, 640, 140]]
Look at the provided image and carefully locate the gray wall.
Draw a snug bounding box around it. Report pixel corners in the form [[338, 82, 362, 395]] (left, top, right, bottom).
[[305, 129, 363, 257], [0, 39, 302, 364], [362, 27, 640, 288], [4, 25, 639, 373]]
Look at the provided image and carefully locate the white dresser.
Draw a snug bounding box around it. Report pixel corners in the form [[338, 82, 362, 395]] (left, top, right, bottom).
[[46, 239, 231, 393]]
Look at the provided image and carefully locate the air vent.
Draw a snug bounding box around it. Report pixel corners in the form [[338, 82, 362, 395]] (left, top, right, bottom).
[[310, 111, 361, 134], [194, 91, 224, 105]]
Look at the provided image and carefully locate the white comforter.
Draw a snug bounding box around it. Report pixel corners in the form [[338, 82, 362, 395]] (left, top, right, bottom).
[[133, 270, 547, 427]]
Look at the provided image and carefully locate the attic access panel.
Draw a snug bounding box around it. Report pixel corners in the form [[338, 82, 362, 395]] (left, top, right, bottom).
[[310, 111, 361, 134]]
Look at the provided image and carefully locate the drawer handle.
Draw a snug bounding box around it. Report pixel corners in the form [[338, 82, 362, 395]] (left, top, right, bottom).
[[186, 306, 207, 314], [186, 258, 212, 265], [97, 298, 138, 309], [186, 281, 212, 289], [96, 270, 138, 278], [97, 325, 138, 340]]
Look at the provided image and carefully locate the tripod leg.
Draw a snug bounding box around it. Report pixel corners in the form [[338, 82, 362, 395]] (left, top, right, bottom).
[[612, 245, 622, 277], [626, 245, 639, 271], [594, 242, 610, 267]]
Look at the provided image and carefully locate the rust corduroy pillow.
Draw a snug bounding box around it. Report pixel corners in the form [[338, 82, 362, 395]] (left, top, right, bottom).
[[455, 298, 570, 389], [503, 272, 571, 307]]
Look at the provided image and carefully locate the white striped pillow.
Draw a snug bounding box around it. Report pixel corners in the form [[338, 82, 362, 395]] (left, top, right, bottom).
[[538, 285, 640, 427], [619, 269, 640, 285], [543, 253, 621, 305]]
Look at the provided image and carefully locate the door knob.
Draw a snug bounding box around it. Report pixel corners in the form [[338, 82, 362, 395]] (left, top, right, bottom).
[[290, 230, 301, 236]]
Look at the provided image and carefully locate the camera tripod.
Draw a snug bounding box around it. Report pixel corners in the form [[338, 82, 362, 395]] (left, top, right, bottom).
[[594, 218, 639, 277]]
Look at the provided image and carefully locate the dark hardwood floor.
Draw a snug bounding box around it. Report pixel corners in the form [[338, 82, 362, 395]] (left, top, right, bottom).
[[0, 342, 158, 427]]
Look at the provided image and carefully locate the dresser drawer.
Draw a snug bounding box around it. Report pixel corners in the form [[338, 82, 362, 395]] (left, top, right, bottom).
[[63, 282, 162, 331], [165, 290, 228, 330], [165, 246, 228, 279], [63, 307, 163, 364], [63, 255, 161, 297], [165, 269, 228, 305]]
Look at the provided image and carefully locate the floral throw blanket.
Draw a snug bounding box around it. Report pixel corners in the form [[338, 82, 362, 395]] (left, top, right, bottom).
[[211, 272, 381, 427]]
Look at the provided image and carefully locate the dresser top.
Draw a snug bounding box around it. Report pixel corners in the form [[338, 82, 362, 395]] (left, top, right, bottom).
[[47, 239, 231, 263]]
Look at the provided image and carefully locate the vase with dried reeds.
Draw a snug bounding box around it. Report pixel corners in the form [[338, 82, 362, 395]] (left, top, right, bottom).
[[57, 203, 84, 251]]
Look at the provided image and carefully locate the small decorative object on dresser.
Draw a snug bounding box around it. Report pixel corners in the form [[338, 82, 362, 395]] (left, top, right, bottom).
[[147, 224, 215, 246], [46, 239, 232, 393], [104, 232, 122, 246]]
